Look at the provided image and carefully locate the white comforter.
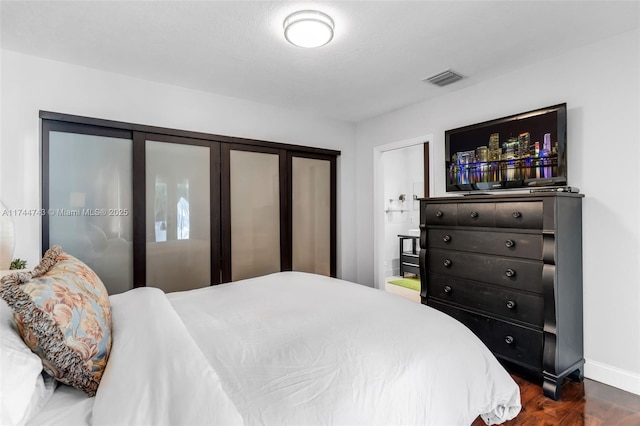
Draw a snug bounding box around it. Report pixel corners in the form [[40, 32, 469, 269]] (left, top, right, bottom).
[[93, 272, 520, 425]]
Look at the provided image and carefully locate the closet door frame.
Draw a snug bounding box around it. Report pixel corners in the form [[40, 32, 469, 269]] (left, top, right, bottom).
[[287, 151, 337, 277], [220, 143, 290, 283], [41, 111, 340, 289], [41, 120, 138, 287], [136, 133, 222, 287]]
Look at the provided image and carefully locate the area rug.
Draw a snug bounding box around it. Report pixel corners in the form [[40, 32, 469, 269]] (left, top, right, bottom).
[[387, 278, 420, 292]]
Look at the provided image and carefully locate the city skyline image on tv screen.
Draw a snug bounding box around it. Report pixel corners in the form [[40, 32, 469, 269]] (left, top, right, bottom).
[[445, 104, 567, 192]]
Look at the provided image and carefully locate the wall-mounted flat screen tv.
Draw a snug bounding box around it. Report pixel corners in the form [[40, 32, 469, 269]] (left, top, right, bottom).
[[445, 103, 567, 193]]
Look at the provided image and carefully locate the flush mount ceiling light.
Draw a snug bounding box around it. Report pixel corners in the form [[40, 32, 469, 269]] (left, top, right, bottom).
[[283, 10, 334, 48]]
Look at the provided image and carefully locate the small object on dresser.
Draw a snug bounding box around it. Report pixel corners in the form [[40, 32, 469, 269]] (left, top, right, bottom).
[[530, 186, 580, 193]]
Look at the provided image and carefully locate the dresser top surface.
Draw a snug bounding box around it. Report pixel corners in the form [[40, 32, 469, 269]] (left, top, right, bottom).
[[419, 192, 584, 202]]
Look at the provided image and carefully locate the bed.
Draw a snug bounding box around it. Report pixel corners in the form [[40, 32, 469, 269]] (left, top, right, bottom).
[[1, 250, 521, 426]]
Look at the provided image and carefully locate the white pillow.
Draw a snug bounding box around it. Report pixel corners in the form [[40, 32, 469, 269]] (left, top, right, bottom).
[[0, 297, 53, 425], [19, 373, 57, 425]]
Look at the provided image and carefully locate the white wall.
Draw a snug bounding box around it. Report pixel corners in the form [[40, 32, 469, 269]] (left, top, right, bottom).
[[0, 49, 358, 281], [356, 29, 640, 394]]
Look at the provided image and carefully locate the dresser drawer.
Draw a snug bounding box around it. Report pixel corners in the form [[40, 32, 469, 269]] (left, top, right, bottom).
[[428, 249, 543, 293], [430, 300, 543, 369], [457, 203, 495, 227], [495, 201, 543, 229], [427, 229, 543, 260], [427, 274, 544, 327], [424, 203, 457, 226]]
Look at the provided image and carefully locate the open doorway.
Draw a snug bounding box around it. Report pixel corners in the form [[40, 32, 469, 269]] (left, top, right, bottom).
[[373, 136, 431, 303]]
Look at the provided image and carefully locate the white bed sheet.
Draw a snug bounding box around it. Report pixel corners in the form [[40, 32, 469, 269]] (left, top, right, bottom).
[[92, 287, 243, 426], [28, 271, 521, 425], [26, 385, 93, 426], [168, 272, 521, 425]]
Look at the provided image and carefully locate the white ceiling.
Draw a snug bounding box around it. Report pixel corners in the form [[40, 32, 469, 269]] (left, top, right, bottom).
[[2, 1, 639, 122]]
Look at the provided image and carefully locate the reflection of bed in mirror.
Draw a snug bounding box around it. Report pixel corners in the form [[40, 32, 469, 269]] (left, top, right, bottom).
[[54, 225, 211, 294], [51, 223, 133, 295]]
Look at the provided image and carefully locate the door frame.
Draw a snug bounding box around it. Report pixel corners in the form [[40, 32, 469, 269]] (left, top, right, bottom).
[[138, 133, 221, 286], [287, 151, 338, 278], [372, 134, 432, 290], [220, 143, 288, 283]]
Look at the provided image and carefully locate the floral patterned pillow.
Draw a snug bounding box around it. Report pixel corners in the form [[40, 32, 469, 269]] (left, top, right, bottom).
[[0, 245, 112, 396]]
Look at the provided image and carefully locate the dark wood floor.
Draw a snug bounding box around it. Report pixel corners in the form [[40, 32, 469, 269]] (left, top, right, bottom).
[[471, 375, 640, 425]]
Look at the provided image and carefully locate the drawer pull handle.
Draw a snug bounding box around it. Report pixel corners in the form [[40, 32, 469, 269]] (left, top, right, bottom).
[[506, 300, 517, 309], [505, 335, 514, 345], [512, 211, 522, 218], [443, 259, 452, 267], [505, 268, 516, 277], [470, 211, 479, 218], [435, 210, 443, 218], [505, 239, 515, 248], [443, 235, 451, 243], [443, 285, 452, 294]]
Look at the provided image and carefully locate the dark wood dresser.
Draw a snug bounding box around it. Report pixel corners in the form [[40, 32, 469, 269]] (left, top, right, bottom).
[[419, 193, 584, 400]]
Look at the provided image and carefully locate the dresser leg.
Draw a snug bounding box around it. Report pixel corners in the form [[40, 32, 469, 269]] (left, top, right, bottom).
[[568, 367, 584, 382], [543, 373, 562, 400]]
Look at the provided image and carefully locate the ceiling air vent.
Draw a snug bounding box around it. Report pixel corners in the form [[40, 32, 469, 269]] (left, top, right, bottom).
[[424, 69, 464, 87]]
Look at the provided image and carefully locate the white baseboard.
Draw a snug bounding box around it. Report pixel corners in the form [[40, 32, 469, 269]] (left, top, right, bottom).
[[585, 359, 640, 395]]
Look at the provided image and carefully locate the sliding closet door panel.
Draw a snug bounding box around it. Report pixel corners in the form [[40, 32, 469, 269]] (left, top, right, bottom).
[[146, 141, 210, 292], [230, 150, 281, 281], [292, 157, 331, 276], [48, 131, 133, 294]]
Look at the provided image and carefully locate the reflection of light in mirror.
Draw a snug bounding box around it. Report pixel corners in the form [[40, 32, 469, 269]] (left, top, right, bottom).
[[111, 171, 121, 237], [154, 180, 167, 242], [177, 181, 190, 240]]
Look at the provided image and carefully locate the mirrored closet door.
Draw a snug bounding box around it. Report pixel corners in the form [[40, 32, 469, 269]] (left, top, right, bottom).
[[44, 123, 134, 294], [145, 137, 214, 292], [42, 112, 338, 295], [223, 146, 285, 282], [291, 154, 336, 277]]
